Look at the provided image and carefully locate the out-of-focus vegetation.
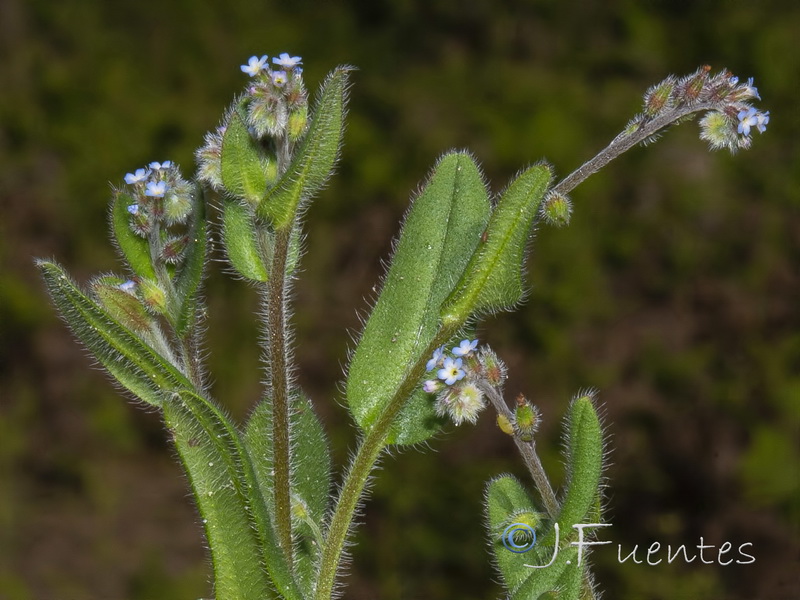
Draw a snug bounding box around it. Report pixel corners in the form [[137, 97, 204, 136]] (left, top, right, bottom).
[[1, 1, 797, 598]]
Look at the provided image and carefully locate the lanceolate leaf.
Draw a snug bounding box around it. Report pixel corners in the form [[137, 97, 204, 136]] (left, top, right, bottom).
[[442, 164, 552, 325], [222, 200, 269, 282], [37, 260, 191, 406], [221, 108, 269, 204], [244, 393, 331, 596], [558, 395, 604, 532], [257, 67, 352, 229], [346, 152, 490, 445], [110, 189, 156, 280], [166, 390, 303, 600], [173, 183, 208, 334], [485, 474, 582, 599]]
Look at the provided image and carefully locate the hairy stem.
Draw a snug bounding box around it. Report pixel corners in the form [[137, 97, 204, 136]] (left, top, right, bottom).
[[315, 326, 458, 600], [478, 382, 560, 519], [264, 225, 294, 567], [552, 100, 720, 197]]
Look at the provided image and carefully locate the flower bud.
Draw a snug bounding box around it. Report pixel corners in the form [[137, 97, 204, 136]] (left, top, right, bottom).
[[288, 105, 309, 141], [514, 395, 539, 442], [435, 382, 486, 425], [161, 234, 190, 264], [496, 413, 514, 436], [92, 278, 152, 333], [138, 277, 168, 314], [643, 77, 676, 116], [541, 191, 572, 227], [478, 347, 507, 386]]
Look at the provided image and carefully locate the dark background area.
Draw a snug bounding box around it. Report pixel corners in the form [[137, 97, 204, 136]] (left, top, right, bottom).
[[1, 0, 798, 598]]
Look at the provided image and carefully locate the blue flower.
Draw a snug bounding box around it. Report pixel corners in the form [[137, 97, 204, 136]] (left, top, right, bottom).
[[272, 53, 302, 69], [437, 357, 465, 386], [119, 280, 136, 293], [426, 346, 445, 371], [271, 70, 288, 87], [737, 107, 759, 136], [756, 110, 770, 134], [145, 181, 168, 198], [124, 168, 149, 184], [241, 55, 268, 77], [744, 77, 761, 100], [149, 161, 172, 170], [728, 76, 739, 86], [452, 339, 478, 357], [127, 204, 139, 215]]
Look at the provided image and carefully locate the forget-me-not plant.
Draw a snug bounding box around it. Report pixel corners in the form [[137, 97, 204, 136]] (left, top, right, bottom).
[[38, 56, 769, 600]]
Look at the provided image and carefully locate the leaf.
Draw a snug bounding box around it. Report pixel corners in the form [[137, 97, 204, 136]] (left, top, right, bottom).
[[164, 391, 277, 600], [485, 474, 581, 599], [441, 164, 552, 325], [221, 108, 269, 204], [222, 200, 269, 282], [37, 260, 191, 406], [558, 394, 604, 532], [173, 183, 208, 334], [346, 152, 490, 444], [257, 67, 352, 229], [243, 392, 331, 596], [110, 189, 156, 280]]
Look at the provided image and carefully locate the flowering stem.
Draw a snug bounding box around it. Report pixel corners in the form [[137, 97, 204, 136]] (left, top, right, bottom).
[[263, 224, 295, 567], [477, 382, 560, 519], [316, 326, 459, 600], [551, 99, 721, 198]]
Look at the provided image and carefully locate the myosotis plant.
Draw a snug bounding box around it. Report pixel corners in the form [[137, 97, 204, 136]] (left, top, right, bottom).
[[38, 56, 768, 599]]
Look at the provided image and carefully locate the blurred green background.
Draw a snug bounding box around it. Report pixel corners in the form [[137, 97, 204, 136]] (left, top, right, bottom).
[[1, 0, 798, 598]]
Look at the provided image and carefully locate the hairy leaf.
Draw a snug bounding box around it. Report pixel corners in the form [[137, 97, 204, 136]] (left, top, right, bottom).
[[346, 152, 490, 444], [442, 164, 551, 324], [38, 260, 191, 406], [222, 200, 269, 281], [221, 109, 269, 204], [110, 189, 156, 280], [257, 67, 352, 229]]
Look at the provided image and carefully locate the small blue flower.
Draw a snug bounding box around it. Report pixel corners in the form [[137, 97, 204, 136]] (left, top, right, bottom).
[[124, 168, 149, 185], [149, 161, 172, 170], [127, 204, 139, 215], [272, 53, 302, 69], [744, 77, 761, 100], [737, 107, 759, 136], [145, 180, 168, 198], [241, 55, 268, 77], [271, 70, 288, 87], [119, 280, 136, 293], [437, 357, 465, 386], [452, 339, 478, 357], [728, 76, 739, 86], [756, 110, 770, 134], [426, 346, 445, 371]]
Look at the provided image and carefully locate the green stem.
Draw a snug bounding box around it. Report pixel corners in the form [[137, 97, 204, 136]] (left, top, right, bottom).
[[478, 382, 559, 519], [315, 326, 458, 600], [264, 225, 294, 567]]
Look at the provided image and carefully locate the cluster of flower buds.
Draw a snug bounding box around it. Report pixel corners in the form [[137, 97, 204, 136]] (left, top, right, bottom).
[[196, 52, 308, 191], [422, 339, 507, 425], [628, 67, 769, 153]]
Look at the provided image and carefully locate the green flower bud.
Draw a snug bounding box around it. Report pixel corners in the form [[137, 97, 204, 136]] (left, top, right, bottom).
[[514, 395, 539, 442], [541, 191, 572, 227], [138, 277, 167, 314]]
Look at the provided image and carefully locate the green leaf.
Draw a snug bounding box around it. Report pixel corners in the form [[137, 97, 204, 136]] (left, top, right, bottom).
[[173, 183, 208, 334], [485, 474, 581, 599], [442, 164, 552, 325], [257, 67, 352, 229], [222, 200, 269, 282], [244, 393, 331, 596], [164, 391, 302, 600], [110, 189, 156, 280], [346, 152, 490, 444], [221, 108, 269, 204], [558, 394, 604, 531], [164, 391, 276, 600], [37, 260, 192, 406]]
